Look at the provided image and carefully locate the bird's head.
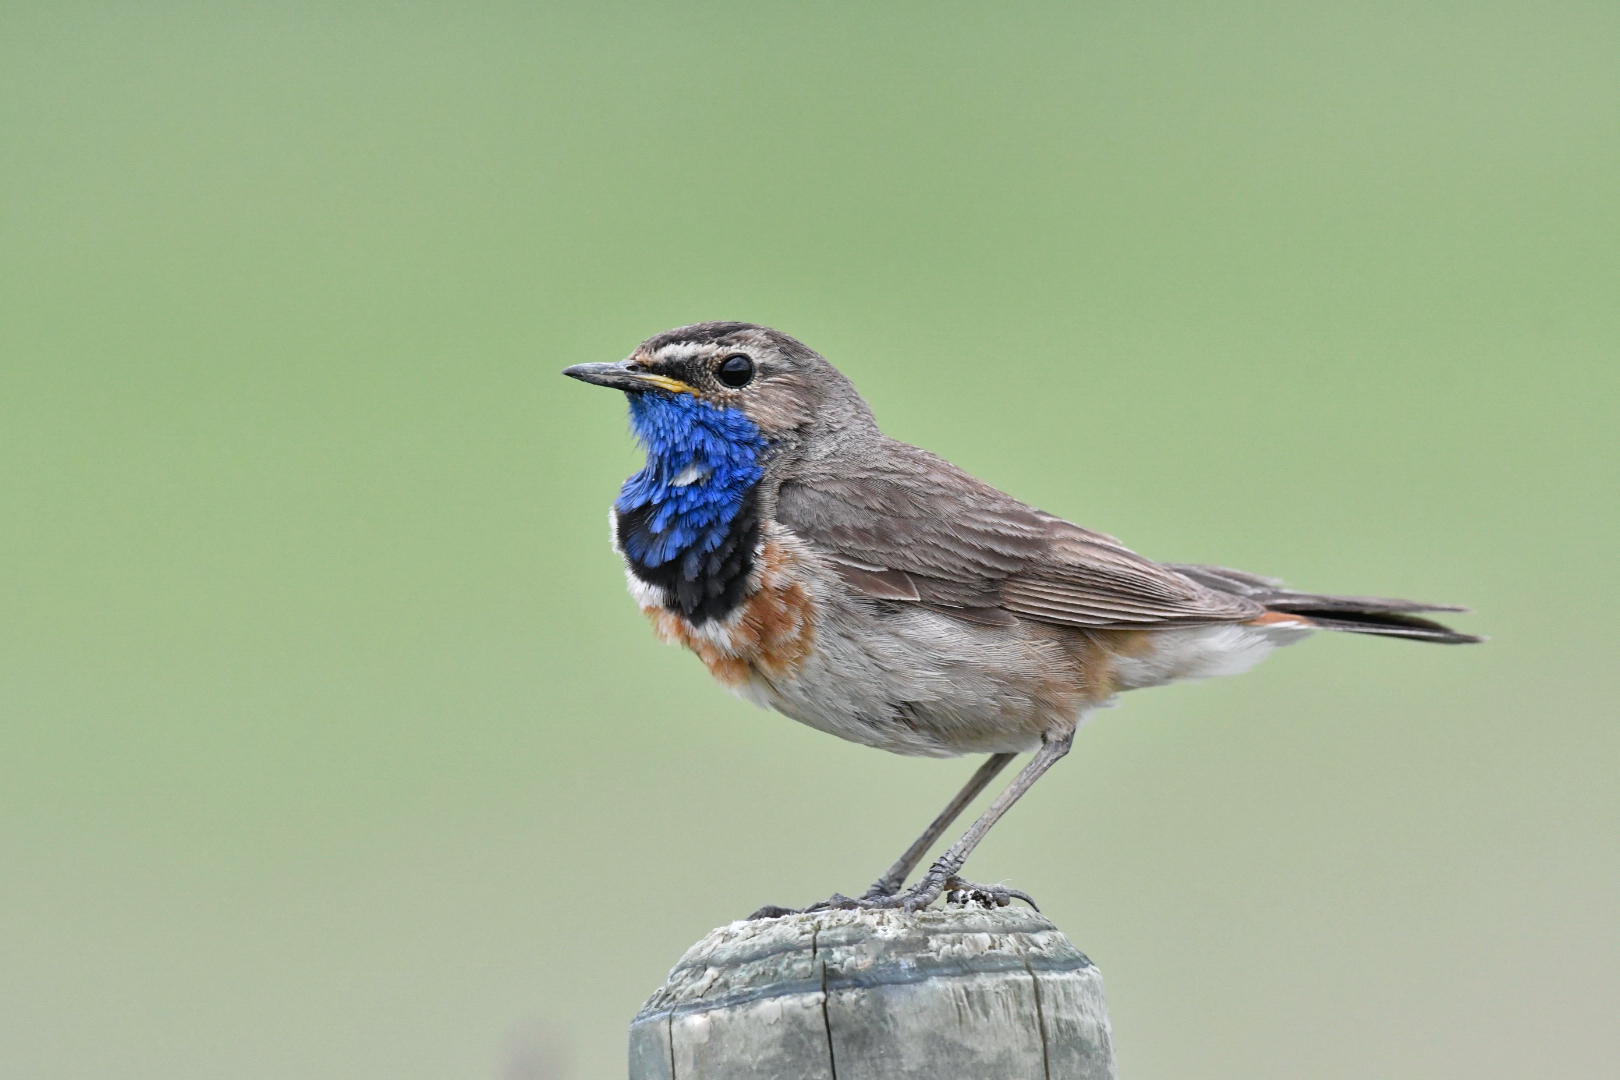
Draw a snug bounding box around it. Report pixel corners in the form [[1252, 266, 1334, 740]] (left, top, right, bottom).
[[563, 322, 868, 446]]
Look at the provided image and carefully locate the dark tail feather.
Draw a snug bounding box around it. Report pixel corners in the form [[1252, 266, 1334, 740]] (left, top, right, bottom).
[[1274, 610, 1483, 644], [1169, 563, 1484, 645]]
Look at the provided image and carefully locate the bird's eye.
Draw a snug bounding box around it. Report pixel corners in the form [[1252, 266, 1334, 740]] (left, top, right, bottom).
[[716, 354, 755, 388]]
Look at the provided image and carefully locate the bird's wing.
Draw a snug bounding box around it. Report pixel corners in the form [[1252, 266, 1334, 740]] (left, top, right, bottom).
[[775, 443, 1263, 630]]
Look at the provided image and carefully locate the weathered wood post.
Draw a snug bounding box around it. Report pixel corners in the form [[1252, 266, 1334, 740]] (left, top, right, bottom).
[[629, 906, 1116, 1079]]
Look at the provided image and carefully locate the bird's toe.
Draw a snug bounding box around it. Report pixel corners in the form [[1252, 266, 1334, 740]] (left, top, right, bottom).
[[943, 877, 1039, 911]]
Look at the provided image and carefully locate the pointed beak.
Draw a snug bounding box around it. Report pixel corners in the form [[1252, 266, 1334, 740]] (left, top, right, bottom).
[[561, 360, 696, 395]]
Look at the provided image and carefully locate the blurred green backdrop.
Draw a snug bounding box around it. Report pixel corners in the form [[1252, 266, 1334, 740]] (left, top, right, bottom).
[[2, 2, 1616, 1078]]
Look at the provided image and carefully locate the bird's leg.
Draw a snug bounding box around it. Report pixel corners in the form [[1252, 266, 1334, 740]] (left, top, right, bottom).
[[746, 734, 1072, 920], [862, 752, 1017, 899], [744, 752, 1016, 921], [855, 730, 1074, 913]]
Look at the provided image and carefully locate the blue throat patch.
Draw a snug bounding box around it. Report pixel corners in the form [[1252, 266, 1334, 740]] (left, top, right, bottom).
[[614, 393, 769, 622]]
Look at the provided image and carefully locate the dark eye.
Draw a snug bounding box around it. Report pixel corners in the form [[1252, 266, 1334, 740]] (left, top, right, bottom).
[[716, 353, 755, 388]]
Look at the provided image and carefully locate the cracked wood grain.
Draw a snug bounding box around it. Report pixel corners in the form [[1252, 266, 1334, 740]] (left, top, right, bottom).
[[629, 906, 1115, 1080]]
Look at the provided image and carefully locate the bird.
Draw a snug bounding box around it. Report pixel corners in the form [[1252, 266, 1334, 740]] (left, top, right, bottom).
[[563, 322, 1479, 917]]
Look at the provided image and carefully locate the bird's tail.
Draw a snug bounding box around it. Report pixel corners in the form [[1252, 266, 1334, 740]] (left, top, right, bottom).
[[1169, 564, 1483, 645]]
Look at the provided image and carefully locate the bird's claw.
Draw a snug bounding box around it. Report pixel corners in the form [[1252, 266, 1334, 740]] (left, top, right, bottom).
[[943, 877, 1039, 911], [747, 867, 1038, 920]]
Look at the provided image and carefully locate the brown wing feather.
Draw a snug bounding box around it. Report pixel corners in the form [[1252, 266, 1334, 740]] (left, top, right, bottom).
[[775, 441, 1262, 630]]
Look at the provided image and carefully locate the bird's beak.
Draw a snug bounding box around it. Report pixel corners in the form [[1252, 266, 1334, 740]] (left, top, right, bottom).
[[561, 360, 695, 396]]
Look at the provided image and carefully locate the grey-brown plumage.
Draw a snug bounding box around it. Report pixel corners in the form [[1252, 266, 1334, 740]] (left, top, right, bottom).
[[779, 452, 1261, 628], [564, 322, 1480, 916]]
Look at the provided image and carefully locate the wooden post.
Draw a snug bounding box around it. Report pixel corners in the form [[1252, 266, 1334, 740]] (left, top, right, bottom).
[[629, 906, 1116, 1079]]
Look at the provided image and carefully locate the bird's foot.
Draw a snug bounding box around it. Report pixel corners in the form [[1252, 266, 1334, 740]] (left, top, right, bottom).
[[942, 876, 1039, 911], [746, 866, 1037, 920]]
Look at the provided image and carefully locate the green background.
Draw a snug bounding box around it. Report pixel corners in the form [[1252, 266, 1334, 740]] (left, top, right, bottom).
[[3, 3, 1615, 1078]]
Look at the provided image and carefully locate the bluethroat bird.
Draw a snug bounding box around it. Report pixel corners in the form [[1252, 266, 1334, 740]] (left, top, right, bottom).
[[564, 323, 1479, 918]]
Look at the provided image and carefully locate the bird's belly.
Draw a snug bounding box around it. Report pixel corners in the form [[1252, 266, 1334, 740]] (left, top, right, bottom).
[[630, 534, 1309, 758], [629, 534, 1080, 756], [761, 598, 1088, 757]]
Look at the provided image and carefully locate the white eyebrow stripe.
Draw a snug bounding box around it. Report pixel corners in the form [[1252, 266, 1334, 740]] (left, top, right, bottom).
[[655, 343, 709, 362], [671, 463, 710, 487]]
